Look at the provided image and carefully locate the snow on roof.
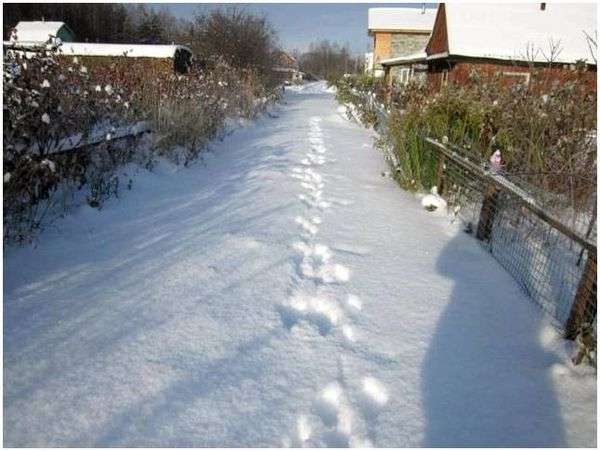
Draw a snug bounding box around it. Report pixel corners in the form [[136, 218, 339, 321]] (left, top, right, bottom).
[[59, 43, 191, 59], [381, 51, 427, 66], [15, 21, 67, 43], [443, 3, 597, 65], [368, 7, 437, 32]]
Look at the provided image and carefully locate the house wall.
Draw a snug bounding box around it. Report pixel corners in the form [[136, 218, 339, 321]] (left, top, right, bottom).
[[427, 60, 597, 92], [57, 26, 75, 42], [373, 30, 431, 70], [373, 32, 392, 63], [390, 33, 430, 58]]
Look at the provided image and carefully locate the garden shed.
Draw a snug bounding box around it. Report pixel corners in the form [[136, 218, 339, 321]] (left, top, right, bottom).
[[59, 43, 193, 75], [13, 21, 75, 43]]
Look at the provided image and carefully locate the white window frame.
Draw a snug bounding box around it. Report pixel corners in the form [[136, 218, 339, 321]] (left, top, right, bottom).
[[502, 71, 531, 85], [398, 67, 412, 85], [441, 69, 449, 86]]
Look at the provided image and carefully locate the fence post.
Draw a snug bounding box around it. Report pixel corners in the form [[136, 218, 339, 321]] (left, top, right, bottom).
[[565, 250, 597, 339], [436, 154, 445, 196], [475, 185, 500, 242]]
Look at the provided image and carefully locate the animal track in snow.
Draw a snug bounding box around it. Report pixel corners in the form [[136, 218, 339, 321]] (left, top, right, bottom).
[[300, 181, 323, 193], [346, 294, 363, 311], [308, 381, 369, 447], [311, 143, 327, 154], [295, 216, 318, 235], [297, 414, 312, 444], [298, 194, 331, 210], [342, 325, 356, 342], [279, 293, 342, 335], [301, 154, 326, 166], [293, 241, 350, 284], [360, 376, 389, 410]]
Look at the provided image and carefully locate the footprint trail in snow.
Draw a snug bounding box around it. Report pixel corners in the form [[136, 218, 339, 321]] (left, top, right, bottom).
[[281, 116, 389, 447]]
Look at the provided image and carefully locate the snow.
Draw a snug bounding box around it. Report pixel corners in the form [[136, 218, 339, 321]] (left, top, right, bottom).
[[368, 7, 436, 32], [14, 21, 66, 43], [59, 42, 191, 59], [380, 51, 427, 66], [3, 82, 596, 447], [420, 186, 447, 212], [443, 3, 597, 65]]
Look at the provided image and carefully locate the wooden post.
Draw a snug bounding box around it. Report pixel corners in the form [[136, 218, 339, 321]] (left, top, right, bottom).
[[476, 185, 500, 242], [565, 251, 597, 340], [383, 66, 392, 105], [436, 154, 446, 196]]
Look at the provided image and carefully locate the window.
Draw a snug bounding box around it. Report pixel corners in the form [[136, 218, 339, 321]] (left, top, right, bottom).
[[502, 71, 531, 85], [398, 68, 412, 85], [441, 69, 449, 86]]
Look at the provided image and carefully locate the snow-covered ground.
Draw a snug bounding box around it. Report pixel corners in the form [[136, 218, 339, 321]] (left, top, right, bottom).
[[3, 82, 596, 447]]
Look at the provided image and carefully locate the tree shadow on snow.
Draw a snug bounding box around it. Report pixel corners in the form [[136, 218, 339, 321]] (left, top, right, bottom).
[[421, 231, 567, 447]]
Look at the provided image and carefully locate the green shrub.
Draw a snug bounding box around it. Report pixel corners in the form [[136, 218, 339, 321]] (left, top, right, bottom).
[[376, 71, 596, 199]]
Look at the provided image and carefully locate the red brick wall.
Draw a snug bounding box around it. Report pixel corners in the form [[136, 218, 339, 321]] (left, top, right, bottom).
[[427, 60, 597, 93]]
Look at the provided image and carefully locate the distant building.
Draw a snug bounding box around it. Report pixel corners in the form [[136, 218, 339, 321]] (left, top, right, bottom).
[[272, 50, 302, 84], [4, 21, 193, 75], [381, 3, 597, 92], [367, 6, 436, 77], [13, 21, 75, 43]]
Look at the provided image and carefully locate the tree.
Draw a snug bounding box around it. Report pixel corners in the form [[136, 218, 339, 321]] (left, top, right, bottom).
[[299, 40, 361, 81], [183, 7, 278, 79]]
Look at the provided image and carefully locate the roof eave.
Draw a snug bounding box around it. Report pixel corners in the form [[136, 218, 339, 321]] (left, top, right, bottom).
[[368, 28, 431, 35], [428, 51, 597, 67]]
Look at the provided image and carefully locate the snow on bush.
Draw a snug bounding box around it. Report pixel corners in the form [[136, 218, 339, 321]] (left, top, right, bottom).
[[4, 48, 281, 244], [3, 47, 133, 243]]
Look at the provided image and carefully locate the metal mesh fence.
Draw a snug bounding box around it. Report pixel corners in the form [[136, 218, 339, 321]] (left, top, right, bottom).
[[425, 138, 597, 359]]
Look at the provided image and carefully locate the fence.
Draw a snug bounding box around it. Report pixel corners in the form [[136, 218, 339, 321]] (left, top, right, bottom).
[[354, 90, 598, 355], [3, 122, 153, 243], [423, 137, 596, 344]]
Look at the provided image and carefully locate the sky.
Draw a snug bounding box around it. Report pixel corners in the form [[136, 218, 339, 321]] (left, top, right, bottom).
[[157, 3, 437, 55]]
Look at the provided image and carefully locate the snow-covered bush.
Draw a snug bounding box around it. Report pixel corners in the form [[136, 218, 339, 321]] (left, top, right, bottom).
[[4, 48, 281, 243], [331, 74, 384, 127], [3, 47, 133, 243]]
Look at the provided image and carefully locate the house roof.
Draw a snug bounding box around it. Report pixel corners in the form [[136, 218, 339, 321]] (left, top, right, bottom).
[[368, 7, 437, 33], [381, 51, 427, 66], [442, 3, 597, 65], [59, 43, 191, 59], [273, 50, 298, 69], [14, 21, 71, 43]]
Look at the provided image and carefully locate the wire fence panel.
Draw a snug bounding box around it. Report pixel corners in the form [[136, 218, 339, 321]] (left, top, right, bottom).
[[423, 137, 597, 348], [343, 92, 596, 360]]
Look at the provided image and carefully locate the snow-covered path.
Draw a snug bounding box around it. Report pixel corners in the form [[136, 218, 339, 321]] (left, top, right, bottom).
[[4, 82, 596, 447]]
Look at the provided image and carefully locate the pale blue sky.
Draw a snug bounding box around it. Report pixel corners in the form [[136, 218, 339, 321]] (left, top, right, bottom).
[[156, 3, 437, 55]]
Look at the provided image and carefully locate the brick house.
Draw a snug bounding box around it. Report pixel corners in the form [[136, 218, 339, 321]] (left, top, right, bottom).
[[367, 6, 436, 77], [382, 3, 597, 92]]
